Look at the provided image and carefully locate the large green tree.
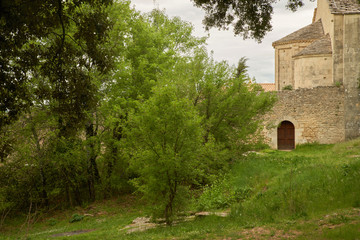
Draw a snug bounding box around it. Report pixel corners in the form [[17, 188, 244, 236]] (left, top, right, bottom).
[[127, 85, 204, 225], [168, 50, 276, 154], [97, 8, 207, 196], [191, 0, 315, 41]]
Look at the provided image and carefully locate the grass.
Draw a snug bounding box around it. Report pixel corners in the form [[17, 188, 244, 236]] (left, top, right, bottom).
[[230, 141, 360, 222], [2, 139, 360, 239]]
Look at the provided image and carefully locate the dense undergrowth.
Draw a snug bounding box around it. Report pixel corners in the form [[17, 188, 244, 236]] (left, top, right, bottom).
[[1, 140, 360, 239]]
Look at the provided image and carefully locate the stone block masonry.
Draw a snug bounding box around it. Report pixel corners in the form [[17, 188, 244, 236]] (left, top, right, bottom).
[[263, 86, 345, 149]]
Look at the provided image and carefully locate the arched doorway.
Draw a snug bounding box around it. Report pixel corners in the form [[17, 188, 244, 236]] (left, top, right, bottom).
[[277, 121, 295, 150]]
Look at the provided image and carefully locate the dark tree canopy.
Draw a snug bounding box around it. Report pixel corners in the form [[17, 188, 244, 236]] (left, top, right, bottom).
[[191, 0, 315, 42], [0, 0, 113, 132]]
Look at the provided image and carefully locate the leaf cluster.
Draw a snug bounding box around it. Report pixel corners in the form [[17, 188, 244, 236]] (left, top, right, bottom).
[[191, 0, 315, 42], [0, 0, 114, 132]]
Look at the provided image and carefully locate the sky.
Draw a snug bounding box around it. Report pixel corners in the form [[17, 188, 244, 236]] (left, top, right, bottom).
[[129, 0, 317, 83]]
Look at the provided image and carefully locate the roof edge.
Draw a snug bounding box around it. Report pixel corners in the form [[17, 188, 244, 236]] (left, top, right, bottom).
[[293, 53, 332, 59], [272, 19, 324, 47], [272, 39, 316, 48], [331, 11, 360, 14]]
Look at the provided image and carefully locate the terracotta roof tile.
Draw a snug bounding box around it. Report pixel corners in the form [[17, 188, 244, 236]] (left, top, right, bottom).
[[259, 83, 276, 92], [293, 34, 332, 57], [273, 20, 324, 47], [329, 0, 360, 14]]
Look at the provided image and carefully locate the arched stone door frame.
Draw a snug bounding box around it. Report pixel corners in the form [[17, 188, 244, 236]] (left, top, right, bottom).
[[277, 120, 295, 150], [266, 117, 300, 149]]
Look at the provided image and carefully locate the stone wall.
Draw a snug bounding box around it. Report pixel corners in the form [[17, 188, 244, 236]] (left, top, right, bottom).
[[315, 0, 334, 38], [263, 86, 345, 149], [275, 42, 311, 90], [343, 14, 360, 139], [293, 54, 333, 89], [268, 0, 360, 148]]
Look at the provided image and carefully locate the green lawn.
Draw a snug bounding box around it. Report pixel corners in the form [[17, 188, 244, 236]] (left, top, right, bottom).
[[2, 140, 360, 239]]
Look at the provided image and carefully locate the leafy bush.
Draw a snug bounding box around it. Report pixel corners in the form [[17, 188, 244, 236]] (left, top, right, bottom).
[[197, 176, 253, 211], [47, 218, 57, 226], [69, 213, 84, 223], [127, 86, 205, 225], [282, 85, 293, 90]]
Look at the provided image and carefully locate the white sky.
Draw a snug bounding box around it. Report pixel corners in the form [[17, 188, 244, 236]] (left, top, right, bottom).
[[130, 0, 317, 83]]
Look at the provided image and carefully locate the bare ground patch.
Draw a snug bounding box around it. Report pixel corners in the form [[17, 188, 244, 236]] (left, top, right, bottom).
[[50, 229, 96, 237]]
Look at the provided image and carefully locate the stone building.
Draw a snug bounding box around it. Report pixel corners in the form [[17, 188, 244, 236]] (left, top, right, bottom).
[[263, 0, 360, 149]]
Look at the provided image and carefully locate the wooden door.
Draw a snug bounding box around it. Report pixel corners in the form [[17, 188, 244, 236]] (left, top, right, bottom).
[[277, 121, 295, 150]]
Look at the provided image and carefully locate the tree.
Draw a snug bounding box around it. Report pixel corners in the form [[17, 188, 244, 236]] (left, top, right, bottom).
[[0, 0, 114, 132], [169, 50, 277, 155], [0, 0, 117, 209], [125, 9, 206, 100], [235, 57, 248, 79], [97, 8, 207, 196], [127, 86, 204, 225], [191, 0, 315, 41], [126, 47, 276, 223]]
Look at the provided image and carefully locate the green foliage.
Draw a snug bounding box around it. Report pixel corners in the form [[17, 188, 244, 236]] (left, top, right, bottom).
[[191, 0, 315, 41], [0, 123, 17, 162], [169, 50, 276, 155], [47, 218, 57, 226], [0, 0, 114, 131], [197, 178, 233, 210], [327, 214, 350, 225], [196, 176, 253, 211], [4, 137, 360, 239], [0, 110, 54, 210], [127, 85, 204, 224], [123, 42, 275, 223], [97, 8, 207, 198], [0, 2, 276, 225], [69, 213, 84, 223], [124, 9, 206, 100], [335, 81, 342, 87], [228, 143, 360, 225], [235, 57, 249, 78], [49, 137, 91, 205], [0, 107, 101, 210], [282, 85, 293, 90]]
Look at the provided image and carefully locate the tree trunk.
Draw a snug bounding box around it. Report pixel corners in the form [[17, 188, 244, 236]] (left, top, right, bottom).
[[164, 175, 177, 225], [86, 122, 100, 202], [31, 123, 49, 207]]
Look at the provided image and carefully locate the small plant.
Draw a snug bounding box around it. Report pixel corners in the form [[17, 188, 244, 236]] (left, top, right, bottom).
[[69, 213, 84, 223], [261, 148, 277, 154], [47, 218, 57, 226], [352, 199, 360, 208], [282, 85, 293, 90], [335, 81, 342, 87], [327, 214, 350, 225]]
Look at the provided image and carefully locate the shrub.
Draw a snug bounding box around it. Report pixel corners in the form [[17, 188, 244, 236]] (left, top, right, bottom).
[[282, 85, 293, 90], [69, 213, 84, 223], [196, 176, 253, 211]]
